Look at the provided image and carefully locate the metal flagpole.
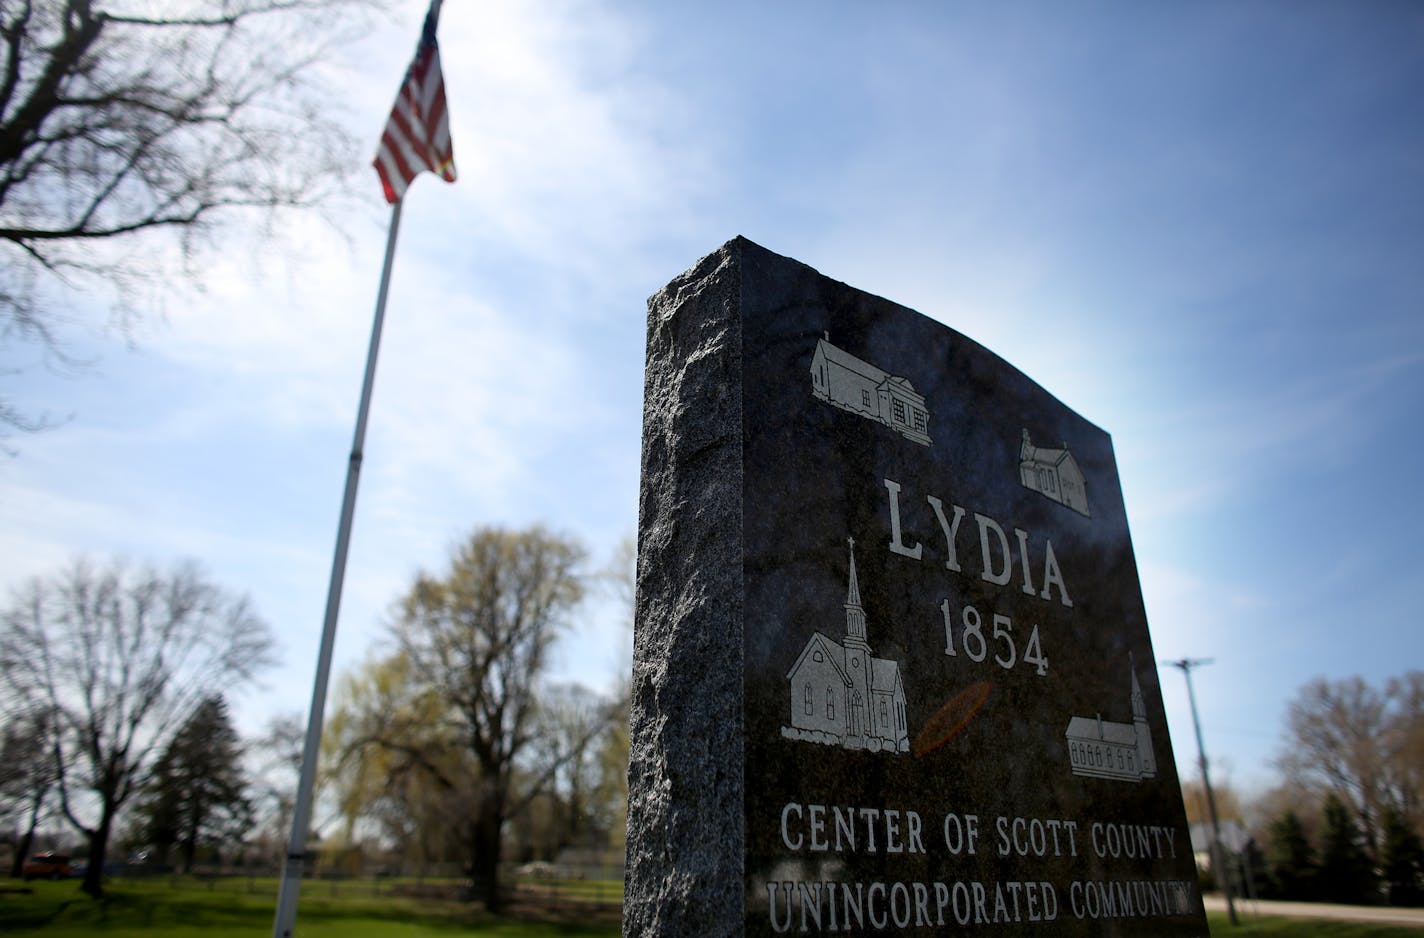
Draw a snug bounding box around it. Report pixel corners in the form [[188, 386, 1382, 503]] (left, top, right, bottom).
[[1165, 657, 1239, 928], [272, 199, 404, 938]]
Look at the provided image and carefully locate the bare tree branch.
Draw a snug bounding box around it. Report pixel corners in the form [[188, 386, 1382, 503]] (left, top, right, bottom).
[[1278, 672, 1424, 866], [0, 0, 386, 437], [0, 557, 276, 897]]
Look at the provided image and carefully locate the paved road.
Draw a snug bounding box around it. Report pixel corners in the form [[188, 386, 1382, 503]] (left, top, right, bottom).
[[1204, 895, 1424, 929]]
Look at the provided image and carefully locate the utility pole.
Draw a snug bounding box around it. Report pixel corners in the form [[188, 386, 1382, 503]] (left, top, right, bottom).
[[1165, 657, 1238, 927]]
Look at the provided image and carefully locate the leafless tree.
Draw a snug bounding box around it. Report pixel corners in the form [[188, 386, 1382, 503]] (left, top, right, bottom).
[[1181, 777, 1245, 827], [1385, 672, 1424, 831], [246, 711, 305, 866], [0, 557, 275, 897], [527, 681, 618, 852], [602, 531, 636, 618], [0, 0, 383, 434], [0, 706, 57, 877], [1278, 671, 1424, 864]]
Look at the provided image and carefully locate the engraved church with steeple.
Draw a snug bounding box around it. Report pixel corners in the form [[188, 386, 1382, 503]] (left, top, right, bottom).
[[1063, 655, 1158, 782], [781, 539, 909, 754]]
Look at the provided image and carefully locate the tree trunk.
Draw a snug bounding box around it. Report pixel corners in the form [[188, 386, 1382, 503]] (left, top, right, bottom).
[[8, 835, 28, 879], [10, 829, 33, 880], [181, 805, 197, 874], [81, 810, 112, 898], [468, 798, 505, 912], [182, 792, 205, 874], [9, 786, 46, 878]]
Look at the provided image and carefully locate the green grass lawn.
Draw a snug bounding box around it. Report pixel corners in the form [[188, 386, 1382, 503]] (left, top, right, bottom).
[[0, 878, 620, 937], [4, 880, 1422, 937], [1206, 911, 1424, 936]]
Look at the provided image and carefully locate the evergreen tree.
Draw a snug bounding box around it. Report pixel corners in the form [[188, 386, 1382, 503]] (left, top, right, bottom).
[[139, 696, 253, 872], [1239, 836, 1270, 902], [1265, 810, 1317, 900], [1318, 792, 1379, 904], [1381, 805, 1424, 906]]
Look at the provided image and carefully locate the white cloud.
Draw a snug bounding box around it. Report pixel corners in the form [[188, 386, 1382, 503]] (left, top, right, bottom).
[[422, 1, 718, 285]]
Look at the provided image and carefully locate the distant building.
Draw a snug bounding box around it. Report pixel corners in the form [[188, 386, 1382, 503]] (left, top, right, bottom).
[[782, 539, 909, 754], [1064, 656, 1156, 782], [810, 337, 931, 446], [1188, 820, 1251, 873], [1019, 429, 1090, 516]]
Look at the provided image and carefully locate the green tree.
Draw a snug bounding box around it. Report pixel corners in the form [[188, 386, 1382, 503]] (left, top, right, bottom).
[[588, 531, 633, 859], [1381, 805, 1424, 906], [138, 695, 252, 872], [1318, 792, 1378, 904], [1264, 809, 1317, 900], [1239, 836, 1269, 902], [0, 558, 274, 897], [591, 685, 630, 857], [332, 526, 611, 909], [323, 650, 469, 870]]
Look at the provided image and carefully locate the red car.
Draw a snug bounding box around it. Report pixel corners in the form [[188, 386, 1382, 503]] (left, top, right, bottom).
[[21, 852, 73, 880]]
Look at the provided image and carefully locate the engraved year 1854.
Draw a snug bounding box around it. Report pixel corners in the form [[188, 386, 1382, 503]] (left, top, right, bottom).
[[940, 600, 1049, 676]]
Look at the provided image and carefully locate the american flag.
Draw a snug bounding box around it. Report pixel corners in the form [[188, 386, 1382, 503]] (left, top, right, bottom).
[[373, 4, 456, 204]]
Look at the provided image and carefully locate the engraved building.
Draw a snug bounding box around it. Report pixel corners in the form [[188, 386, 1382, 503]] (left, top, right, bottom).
[[810, 337, 932, 446], [782, 541, 909, 753], [1019, 429, 1090, 517], [1064, 658, 1157, 782]]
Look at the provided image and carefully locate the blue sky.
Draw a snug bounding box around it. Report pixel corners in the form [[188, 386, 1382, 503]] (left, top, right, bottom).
[[2, 0, 1421, 799]]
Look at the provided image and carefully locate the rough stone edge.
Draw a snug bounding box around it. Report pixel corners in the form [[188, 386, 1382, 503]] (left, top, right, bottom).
[[623, 238, 746, 937]]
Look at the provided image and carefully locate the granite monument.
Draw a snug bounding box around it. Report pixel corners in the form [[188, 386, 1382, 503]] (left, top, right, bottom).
[[625, 237, 1207, 937]]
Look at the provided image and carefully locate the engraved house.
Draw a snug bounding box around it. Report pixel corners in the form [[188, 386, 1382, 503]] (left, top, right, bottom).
[[1064, 657, 1157, 782], [1019, 429, 1090, 517], [810, 337, 932, 446], [782, 540, 909, 754]]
